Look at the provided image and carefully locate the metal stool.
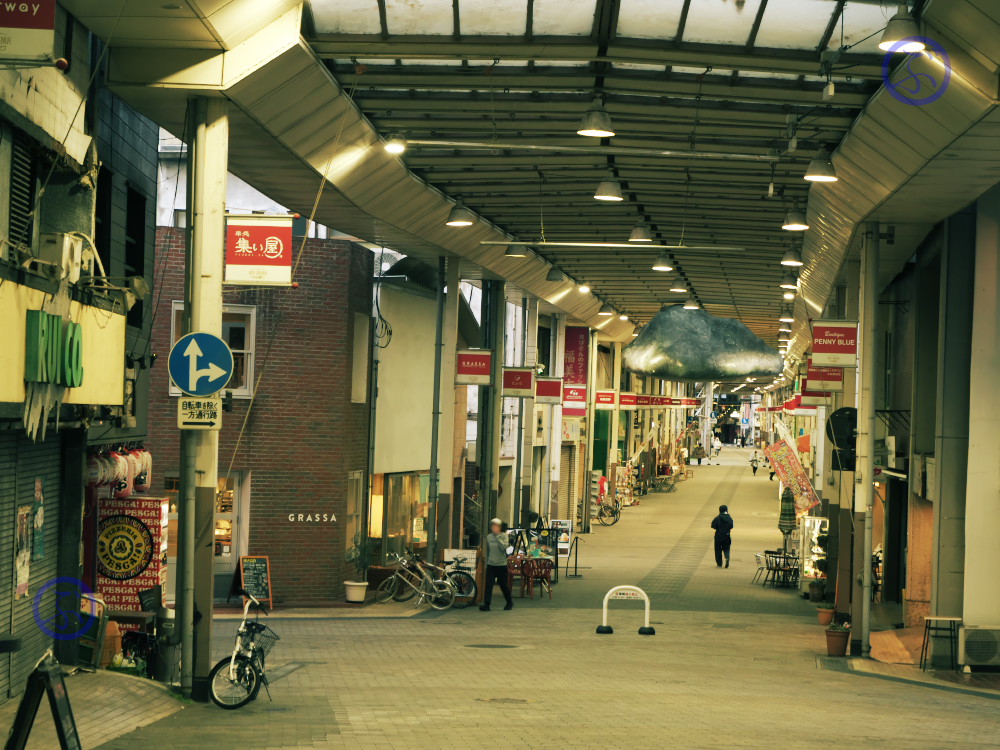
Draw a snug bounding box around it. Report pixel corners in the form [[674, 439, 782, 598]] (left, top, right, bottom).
[[919, 616, 961, 671]]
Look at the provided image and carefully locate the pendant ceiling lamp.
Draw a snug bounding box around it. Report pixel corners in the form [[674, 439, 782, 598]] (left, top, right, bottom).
[[619, 314, 629, 321], [577, 99, 616, 138], [504, 245, 527, 258], [598, 302, 614, 316], [445, 201, 475, 226], [783, 290, 796, 300], [628, 224, 652, 242], [594, 174, 624, 201], [670, 282, 688, 293], [878, 4, 924, 53], [384, 134, 407, 154], [578, 283, 591, 293], [779, 308, 795, 323], [683, 296, 699, 310], [782, 209, 809, 231], [804, 148, 838, 182], [546, 266, 565, 282], [652, 256, 673, 272], [780, 249, 804, 267]]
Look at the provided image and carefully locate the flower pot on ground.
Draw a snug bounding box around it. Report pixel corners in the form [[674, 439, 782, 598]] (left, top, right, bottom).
[[825, 623, 851, 656], [344, 580, 369, 603], [817, 606, 835, 626]]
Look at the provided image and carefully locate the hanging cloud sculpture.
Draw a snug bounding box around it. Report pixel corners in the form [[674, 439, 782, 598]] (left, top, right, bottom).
[[623, 305, 783, 382]]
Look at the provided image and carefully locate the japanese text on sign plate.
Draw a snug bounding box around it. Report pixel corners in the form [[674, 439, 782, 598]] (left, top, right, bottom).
[[180, 400, 219, 420], [231, 230, 284, 260]]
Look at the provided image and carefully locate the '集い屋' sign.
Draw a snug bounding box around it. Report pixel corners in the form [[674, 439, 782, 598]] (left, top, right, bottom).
[[24, 310, 83, 388]]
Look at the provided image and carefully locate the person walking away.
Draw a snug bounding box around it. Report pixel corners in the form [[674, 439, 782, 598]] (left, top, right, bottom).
[[692, 443, 706, 465], [711, 505, 734, 568], [712, 436, 722, 460], [766, 455, 776, 481], [480, 518, 514, 611], [749, 450, 760, 476]]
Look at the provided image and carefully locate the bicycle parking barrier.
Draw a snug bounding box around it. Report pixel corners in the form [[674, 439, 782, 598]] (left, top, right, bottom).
[[596, 585, 655, 636]]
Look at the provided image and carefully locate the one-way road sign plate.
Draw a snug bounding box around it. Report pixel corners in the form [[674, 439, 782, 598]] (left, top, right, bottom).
[[178, 397, 222, 430], [168, 332, 234, 397]]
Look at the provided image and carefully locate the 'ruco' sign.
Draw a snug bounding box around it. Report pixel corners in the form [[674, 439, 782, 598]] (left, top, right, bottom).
[[24, 310, 84, 388]]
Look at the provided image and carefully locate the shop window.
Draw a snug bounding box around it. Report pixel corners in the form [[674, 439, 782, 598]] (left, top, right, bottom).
[[346, 471, 363, 552], [125, 185, 147, 329], [351, 313, 369, 403], [170, 301, 256, 398]]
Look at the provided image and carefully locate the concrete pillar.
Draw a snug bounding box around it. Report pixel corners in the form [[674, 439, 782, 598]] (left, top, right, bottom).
[[964, 187, 1000, 628], [608, 342, 623, 498], [435, 259, 461, 548], [516, 299, 538, 520], [182, 97, 227, 701], [930, 212, 974, 635], [906, 246, 940, 627], [548, 315, 566, 523], [477, 280, 506, 544]]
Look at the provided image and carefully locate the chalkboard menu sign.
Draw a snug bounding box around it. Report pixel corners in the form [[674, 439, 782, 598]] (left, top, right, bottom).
[[239, 556, 272, 608]]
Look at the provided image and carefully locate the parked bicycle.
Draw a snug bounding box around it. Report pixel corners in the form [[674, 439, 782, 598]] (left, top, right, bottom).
[[596, 499, 621, 526], [374, 552, 456, 610], [436, 553, 478, 608], [209, 588, 280, 709]]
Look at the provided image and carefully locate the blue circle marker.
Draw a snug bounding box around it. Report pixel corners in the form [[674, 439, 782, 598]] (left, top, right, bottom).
[[33, 577, 97, 641], [168, 332, 234, 396], [881, 36, 951, 107]]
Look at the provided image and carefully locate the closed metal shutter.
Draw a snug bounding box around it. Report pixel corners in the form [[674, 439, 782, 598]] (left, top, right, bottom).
[[557, 445, 572, 518], [7, 433, 61, 698], [0, 434, 15, 699], [568, 445, 581, 521]]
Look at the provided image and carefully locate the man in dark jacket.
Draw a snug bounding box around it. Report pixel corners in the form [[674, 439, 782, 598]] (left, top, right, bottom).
[[711, 505, 734, 568]]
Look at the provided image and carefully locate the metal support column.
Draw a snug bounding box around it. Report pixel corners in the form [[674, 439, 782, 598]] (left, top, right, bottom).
[[427, 256, 446, 561], [182, 97, 228, 700], [478, 280, 506, 544], [857, 224, 879, 657]]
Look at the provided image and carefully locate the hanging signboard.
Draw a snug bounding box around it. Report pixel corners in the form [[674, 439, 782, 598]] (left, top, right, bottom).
[[502, 367, 534, 397], [456, 349, 492, 385], [669, 397, 702, 409], [562, 384, 587, 417], [764, 440, 820, 515], [635, 394, 652, 408], [225, 214, 294, 286], [800, 392, 831, 406], [806, 359, 845, 391], [0, 0, 55, 62], [594, 390, 617, 409], [619, 392, 638, 410], [811, 321, 858, 367], [534, 377, 562, 404], [563, 326, 590, 386], [651, 396, 672, 407]]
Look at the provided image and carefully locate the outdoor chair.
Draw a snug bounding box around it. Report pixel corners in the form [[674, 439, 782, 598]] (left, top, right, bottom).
[[752, 552, 766, 584]]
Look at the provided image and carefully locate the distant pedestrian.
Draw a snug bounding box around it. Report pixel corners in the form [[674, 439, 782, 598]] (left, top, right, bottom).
[[711, 505, 734, 568], [692, 444, 707, 465], [712, 436, 722, 461], [680, 446, 689, 465], [766, 456, 775, 481], [749, 451, 760, 476], [480, 518, 513, 611]]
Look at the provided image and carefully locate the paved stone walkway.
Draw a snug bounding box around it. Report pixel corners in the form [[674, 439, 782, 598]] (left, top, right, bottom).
[[13, 448, 1000, 748]]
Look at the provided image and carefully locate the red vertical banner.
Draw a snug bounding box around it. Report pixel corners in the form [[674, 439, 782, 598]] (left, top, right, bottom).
[[563, 326, 590, 387]]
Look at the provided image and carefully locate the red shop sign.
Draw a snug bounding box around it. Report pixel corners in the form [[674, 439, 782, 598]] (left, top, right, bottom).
[[0, 0, 55, 61], [502, 367, 534, 397], [563, 384, 587, 417], [635, 394, 652, 408], [534, 377, 562, 404], [811, 321, 858, 367], [619, 392, 638, 410], [225, 214, 294, 286], [594, 390, 617, 409], [456, 350, 493, 385]]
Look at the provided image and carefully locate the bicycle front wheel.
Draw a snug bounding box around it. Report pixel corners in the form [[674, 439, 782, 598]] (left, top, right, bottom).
[[597, 506, 614, 526], [428, 579, 456, 610], [209, 656, 260, 710], [447, 571, 477, 608], [392, 575, 417, 602], [375, 575, 399, 603]]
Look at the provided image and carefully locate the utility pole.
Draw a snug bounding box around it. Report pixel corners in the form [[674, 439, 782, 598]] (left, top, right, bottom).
[[427, 256, 446, 561], [180, 97, 228, 699]]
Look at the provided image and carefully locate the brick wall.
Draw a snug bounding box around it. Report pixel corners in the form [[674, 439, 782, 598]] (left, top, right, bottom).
[[148, 228, 373, 605]]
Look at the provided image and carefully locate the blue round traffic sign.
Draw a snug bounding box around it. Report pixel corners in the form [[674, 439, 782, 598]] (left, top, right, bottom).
[[168, 332, 234, 396]]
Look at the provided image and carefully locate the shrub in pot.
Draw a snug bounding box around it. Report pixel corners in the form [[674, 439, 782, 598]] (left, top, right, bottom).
[[344, 532, 373, 603], [825, 621, 851, 656]]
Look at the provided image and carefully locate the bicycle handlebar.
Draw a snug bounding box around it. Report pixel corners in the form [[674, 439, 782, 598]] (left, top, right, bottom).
[[237, 587, 269, 616]]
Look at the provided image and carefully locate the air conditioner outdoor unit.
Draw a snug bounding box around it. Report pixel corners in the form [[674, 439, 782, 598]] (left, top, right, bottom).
[[38, 232, 83, 283], [959, 626, 1000, 667]]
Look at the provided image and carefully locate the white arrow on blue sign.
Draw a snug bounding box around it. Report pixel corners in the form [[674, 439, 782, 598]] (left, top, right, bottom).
[[168, 332, 234, 397]]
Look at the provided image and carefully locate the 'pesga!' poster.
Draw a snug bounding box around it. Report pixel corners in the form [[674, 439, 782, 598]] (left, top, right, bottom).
[[96, 496, 167, 612]]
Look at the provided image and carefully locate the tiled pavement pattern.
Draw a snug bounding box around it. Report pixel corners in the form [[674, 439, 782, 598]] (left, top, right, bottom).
[[13, 448, 1000, 749], [0, 667, 182, 748]]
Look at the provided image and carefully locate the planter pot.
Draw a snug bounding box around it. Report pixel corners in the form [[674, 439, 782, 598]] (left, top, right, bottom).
[[825, 628, 850, 657], [817, 607, 835, 626], [344, 581, 369, 603], [808, 581, 825, 602]]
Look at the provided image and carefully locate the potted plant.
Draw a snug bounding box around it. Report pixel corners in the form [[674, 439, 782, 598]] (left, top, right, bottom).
[[825, 621, 851, 656], [344, 532, 372, 603], [817, 604, 836, 626]]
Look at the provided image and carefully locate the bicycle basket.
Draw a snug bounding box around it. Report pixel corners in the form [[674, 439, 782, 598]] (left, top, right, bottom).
[[242, 625, 280, 659]]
